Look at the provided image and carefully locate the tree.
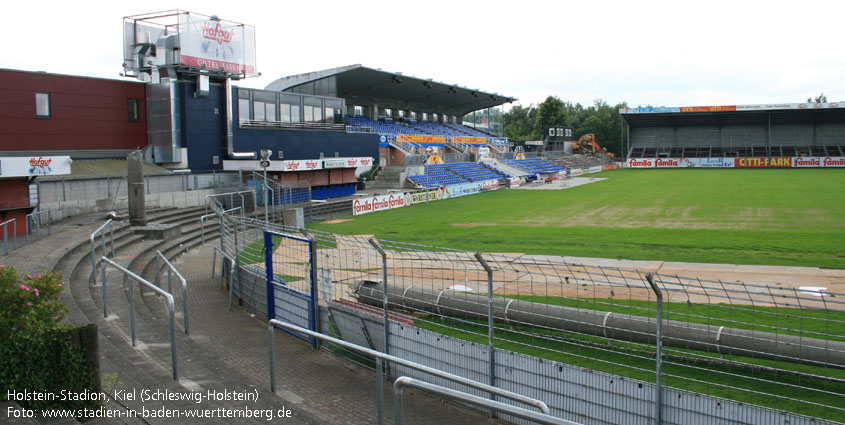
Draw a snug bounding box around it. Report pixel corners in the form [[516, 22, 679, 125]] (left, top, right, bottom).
[[533, 96, 569, 137], [807, 93, 828, 103], [503, 104, 538, 140]]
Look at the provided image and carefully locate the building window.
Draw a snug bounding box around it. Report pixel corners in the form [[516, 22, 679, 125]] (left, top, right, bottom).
[[254, 101, 266, 121], [127, 98, 140, 122], [35, 92, 50, 119], [238, 98, 250, 123]]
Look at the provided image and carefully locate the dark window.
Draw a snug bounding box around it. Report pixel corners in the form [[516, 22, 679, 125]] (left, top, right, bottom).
[[127, 98, 140, 122], [35, 92, 50, 119]]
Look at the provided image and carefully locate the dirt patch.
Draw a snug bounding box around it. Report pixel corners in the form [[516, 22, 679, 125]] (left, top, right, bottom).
[[321, 219, 354, 224], [450, 222, 498, 228]]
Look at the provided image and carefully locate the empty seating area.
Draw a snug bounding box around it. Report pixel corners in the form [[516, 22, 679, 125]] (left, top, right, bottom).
[[502, 158, 564, 176], [629, 145, 845, 158], [407, 162, 504, 188]]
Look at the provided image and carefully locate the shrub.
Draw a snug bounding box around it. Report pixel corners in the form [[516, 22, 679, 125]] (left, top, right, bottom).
[[0, 266, 96, 412], [0, 265, 68, 339]]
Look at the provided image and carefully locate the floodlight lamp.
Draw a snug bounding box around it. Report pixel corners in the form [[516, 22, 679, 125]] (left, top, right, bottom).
[[260, 149, 272, 160]]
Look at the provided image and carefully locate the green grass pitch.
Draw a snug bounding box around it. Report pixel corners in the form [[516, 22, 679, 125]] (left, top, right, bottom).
[[311, 168, 845, 268]]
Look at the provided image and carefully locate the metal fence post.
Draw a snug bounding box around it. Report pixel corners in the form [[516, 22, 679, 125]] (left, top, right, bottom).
[[269, 323, 277, 393], [645, 274, 663, 425], [368, 238, 389, 425], [301, 230, 320, 349], [265, 231, 276, 320], [129, 277, 137, 347], [101, 262, 107, 317], [368, 238, 390, 358], [475, 252, 497, 409]]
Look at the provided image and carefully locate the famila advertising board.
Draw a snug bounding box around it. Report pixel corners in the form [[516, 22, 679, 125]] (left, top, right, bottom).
[[626, 157, 845, 168]]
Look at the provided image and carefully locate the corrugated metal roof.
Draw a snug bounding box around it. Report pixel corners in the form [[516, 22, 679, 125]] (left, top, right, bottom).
[[39, 159, 173, 180]]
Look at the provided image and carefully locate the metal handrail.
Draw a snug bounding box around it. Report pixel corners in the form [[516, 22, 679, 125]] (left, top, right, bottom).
[[155, 250, 189, 335], [90, 219, 115, 312], [204, 190, 252, 217], [25, 210, 51, 244], [393, 377, 578, 425], [211, 246, 238, 311], [1, 218, 16, 256], [268, 319, 552, 425], [200, 206, 241, 245], [101, 256, 179, 380]]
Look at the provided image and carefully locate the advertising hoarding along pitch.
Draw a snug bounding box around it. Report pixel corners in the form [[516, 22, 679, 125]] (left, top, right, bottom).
[[734, 157, 792, 168], [627, 157, 845, 168], [352, 193, 407, 216]]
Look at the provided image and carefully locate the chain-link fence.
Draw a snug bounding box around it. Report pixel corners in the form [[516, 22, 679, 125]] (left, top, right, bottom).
[[213, 209, 845, 425]]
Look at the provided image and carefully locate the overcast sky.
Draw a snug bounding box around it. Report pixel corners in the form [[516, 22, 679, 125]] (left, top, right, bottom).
[[5, 0, 843, 109]]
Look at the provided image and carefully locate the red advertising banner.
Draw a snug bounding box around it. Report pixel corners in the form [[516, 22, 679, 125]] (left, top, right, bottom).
[[352, 193, 407, 216], [628, 158, 655, 168], [734, 157, 792, 168], [822, 157, 845, 167]]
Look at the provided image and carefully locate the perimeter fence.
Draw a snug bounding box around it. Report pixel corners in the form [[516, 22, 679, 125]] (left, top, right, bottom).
[[211, 205, 845, 425]]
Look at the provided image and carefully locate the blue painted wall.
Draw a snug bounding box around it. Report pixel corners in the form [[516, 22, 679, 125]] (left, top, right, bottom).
[[179, 81, 379, 171]]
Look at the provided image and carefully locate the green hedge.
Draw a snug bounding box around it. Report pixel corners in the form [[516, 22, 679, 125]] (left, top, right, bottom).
[[0, 326, 98, 411]]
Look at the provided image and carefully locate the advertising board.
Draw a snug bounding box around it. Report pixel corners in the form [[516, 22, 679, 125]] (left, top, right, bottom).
[[282, 160, 322, 172], [621, 103, 842, 114], [323, 157, 373, 169], [397, 135, 446, 145], [693, 158, 735, 168], [588, 166, 603, 174], [481, 179, 499, 191], [441, 182, 483, 200], [453, 137, 487, 145], [734, 157, 792, 168], [178, 13, 257, 75], [821, 157, 845, 167], [404, 190, 442, 206], [0, 156, 72, 178], [352, 193, 407, 216], [627, 157, 845, 168]]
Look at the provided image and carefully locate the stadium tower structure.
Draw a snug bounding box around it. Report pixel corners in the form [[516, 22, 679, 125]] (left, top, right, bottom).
[[620, 104, 845, 167]]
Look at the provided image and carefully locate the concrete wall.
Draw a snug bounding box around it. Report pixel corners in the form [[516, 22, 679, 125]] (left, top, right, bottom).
[[40, 188, 215, 221]]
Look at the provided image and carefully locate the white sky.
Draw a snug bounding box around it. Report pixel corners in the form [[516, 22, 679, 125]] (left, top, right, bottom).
[[5, 0, 844, 109]]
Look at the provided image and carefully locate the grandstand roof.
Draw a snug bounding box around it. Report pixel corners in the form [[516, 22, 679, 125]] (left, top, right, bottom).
[[620, 103, 845, 127], [265, 64, 516, 116]]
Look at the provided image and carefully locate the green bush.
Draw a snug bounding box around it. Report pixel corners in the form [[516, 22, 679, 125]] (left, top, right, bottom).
[[0, 266, 97, 412], [0, 266, 68, 339], [0, 328, 97, 411]]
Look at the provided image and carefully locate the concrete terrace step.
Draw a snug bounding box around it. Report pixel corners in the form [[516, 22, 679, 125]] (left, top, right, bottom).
[[53, 209, 323, 424], [5, 206, 508, 425]]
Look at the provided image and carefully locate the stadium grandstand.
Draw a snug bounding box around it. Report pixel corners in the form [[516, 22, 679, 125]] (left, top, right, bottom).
[[264, 64, 514, 159], [621, 103, 845, 159]]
